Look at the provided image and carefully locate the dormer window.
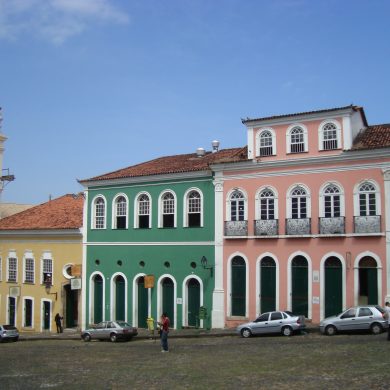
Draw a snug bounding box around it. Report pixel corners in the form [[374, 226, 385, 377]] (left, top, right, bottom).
[[113, 195, 127, 229], [136, 193, 151, 229], [160, 191, 176, 228], [93, 196, 106, 229], [259, 130, 273, 156], [319, 121, 341, 151], [288, 126, 306, 153]]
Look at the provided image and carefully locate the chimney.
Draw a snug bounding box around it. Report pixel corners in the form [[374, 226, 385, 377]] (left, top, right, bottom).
[[212, 140, 220, 153], [196, 147, 206, 157]]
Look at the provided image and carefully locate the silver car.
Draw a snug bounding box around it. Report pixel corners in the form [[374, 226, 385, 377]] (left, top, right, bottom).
[[81, 321, 138, 342], [0, 324, 19, 342], [320, 305, 388, 336], [237, 311, 306, 338]]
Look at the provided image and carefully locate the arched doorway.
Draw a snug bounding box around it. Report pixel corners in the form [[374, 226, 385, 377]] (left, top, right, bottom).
[[114, 275, 125, 321], [260, 257, 276, 313], [291, 256, 308, 317], [93, 274, 103, 324], [324, 257, 342, 317], [231, 256, 246, 316], [137, 276, 148, 328], [162, 277, 174, 325], [358, 257, 378, 305], [187, 278, 200, 327]]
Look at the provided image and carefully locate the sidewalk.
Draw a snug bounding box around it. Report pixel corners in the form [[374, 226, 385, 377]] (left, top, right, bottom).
[[19, 323, 319, 341]]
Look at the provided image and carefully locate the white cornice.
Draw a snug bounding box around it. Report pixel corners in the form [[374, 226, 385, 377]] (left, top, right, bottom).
[[85, 241, 215, 246], [0, 229, 82, 237], [80, 170, 212, 189]]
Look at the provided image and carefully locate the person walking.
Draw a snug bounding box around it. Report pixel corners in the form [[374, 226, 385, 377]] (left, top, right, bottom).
[[158, 312, 170, 352], [55, 313, 63, 333], [385, 302, 390, 341]]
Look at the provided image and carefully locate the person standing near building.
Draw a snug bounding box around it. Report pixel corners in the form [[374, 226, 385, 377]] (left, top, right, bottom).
[[55, 313, 63, 333], [159, 313, 170, 352], [385, 302, 390, 341]]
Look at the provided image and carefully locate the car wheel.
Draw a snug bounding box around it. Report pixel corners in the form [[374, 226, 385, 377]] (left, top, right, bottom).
[[110, 333, 118, 342], [82, 334, 91, 342], [282, 326, 293, 337], [371, 323, 382, 335], [13, 337, 19, 342], [325, 325, 337, 336], [241, 328, 252, 338]]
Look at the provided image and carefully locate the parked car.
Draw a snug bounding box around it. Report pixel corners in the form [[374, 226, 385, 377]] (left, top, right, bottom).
[[237, 311, 306, 338], [81, 321, 138, 342], [0, 324, 19, 342], [320, 305, 388, 336]]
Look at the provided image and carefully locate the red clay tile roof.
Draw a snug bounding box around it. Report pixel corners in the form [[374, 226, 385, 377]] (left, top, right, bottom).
[[242, 105, 368, 126], [0, 194, 83, 230], [80, 147, 248, 182], [351, 124, 390, 150]]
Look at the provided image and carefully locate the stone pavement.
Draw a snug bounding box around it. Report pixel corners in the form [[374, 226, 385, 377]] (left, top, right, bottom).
[[19, 323, 318, 341]]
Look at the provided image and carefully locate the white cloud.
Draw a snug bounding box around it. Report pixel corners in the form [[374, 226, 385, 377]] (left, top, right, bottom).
[[0, 0, 129, 44]]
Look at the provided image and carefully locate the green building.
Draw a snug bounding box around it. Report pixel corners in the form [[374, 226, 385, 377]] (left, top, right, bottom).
[[79, 146, 244, 329]]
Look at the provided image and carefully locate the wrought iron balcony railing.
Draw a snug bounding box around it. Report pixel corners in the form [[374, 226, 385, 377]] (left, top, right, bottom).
[[319, 217, 345, 235], [354, 215, 381, 234], [254, 219, 278, 236], [286, 218, 311, 235], [224, 220, 248, 237]]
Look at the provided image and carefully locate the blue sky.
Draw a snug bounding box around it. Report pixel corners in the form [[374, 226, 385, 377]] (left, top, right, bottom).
[[1, 0, 389, 204]]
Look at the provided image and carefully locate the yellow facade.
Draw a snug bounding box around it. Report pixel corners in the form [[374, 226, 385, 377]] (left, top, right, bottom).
[[0, 231, 82, 332]]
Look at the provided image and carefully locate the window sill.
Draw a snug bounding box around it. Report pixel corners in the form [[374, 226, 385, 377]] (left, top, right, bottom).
[[23, 281, 35, 285]]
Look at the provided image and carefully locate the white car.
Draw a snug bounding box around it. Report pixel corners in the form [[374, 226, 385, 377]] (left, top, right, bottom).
[[0, 325, 19, 342], [237, 311, 306, 338]]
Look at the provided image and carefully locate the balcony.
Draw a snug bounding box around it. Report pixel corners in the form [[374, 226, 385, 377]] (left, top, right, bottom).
[[225, 220, 248, 237], [319, 217, 345, 235], [254, 219, 278, 236], [286, 218, 311, 235], [354, 216, 381, 234]]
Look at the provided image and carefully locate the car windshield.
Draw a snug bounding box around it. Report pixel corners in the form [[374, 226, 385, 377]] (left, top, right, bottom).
[[3, 325, 17, 330], [375, 306, 385, 314], [116, 321, 131, 328], [284, 311, 294, 317]]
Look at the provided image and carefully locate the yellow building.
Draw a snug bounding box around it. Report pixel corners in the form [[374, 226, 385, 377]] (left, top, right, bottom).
[[0, 194, 83, 333]]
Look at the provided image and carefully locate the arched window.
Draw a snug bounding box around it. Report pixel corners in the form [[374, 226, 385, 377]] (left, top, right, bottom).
[[322, 122, 339, 150], [288, 126, 306, 153], [136, 193, 151, 228], [230, 190, 245, 221], [259, 130, 273, 156], [259, 189, 275, 220], [161, 192, 175, 228], [290, 186, 308, 219], [93, 197, 106, 229], [186, 190, 202, 227], [323, 185, 341, 218], [358, 183, 377, 216], [113, 196, 127, 229]]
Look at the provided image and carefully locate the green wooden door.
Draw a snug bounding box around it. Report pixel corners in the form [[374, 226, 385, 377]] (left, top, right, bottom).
[[162, 278, 174, 325], [231, 257, 246, 316], [367, 268, 378, 305], [93, 275, 103, 324], [260, 257, 276, 313], [138, 277, 148, 328], [65, 284, 78, 328], [325, 257, 342, 318], [291, 256, 308, 317], [43, 301, 50, 330], [188, 279, 200, 327], [8, 297, 16, 327], [115, 276, 125, 321]]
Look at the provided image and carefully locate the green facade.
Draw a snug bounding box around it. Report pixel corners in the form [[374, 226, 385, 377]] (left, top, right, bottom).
[[84, 176, 215, 329]]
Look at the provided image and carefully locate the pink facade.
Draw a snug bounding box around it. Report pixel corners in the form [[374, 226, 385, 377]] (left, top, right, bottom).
[[212, 106, 390, 327]]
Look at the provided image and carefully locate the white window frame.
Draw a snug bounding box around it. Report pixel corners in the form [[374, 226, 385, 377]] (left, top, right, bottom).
[[256, 128, 276, 157], [91, 195, 107, 229], [226, 188, 248, 221], [255, 186, 279, 220], [318, 119, 341, 151], [41, 252, 53, 285], [286, 184, 311, 219], [112, 193, 128, 229], [286, 124, 308, 154], [158, 190, 177, 228], [353, 180, 381, 217], [23, 252, 35, 284], [183, 188, 204, 227], [134, 191, 152, 228], [7, 252, 18, 282], [0, 257, 2, 281], [319, 182, 345, 218]]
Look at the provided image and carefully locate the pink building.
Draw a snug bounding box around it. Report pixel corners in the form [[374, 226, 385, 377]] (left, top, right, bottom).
[[211, 105, 390, 327]]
